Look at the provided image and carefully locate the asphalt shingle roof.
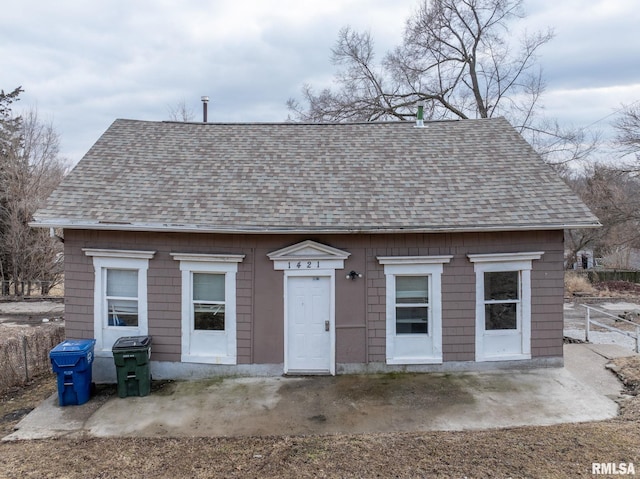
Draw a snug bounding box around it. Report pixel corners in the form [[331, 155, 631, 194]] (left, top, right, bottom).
[[33, 117, 600, 233]]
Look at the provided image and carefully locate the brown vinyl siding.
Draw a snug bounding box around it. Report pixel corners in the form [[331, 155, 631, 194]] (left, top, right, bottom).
[[63, 228, 565, 365]]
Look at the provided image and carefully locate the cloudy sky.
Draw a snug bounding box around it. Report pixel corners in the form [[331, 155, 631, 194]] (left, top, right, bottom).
[[3, 0, 639, 166]]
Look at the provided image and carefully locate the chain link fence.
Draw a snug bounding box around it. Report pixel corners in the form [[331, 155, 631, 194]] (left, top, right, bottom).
[[0, 324, 65, 393]]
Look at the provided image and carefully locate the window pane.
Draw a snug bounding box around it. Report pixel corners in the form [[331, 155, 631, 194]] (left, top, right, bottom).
[[107, 299, 138, 326], [484, 271, 518, 301], [396, 306, 428, 334], [485, 303, 517, 330], [396, 276, 428, 304], [193, 273, 225, 301], [106, 269, 138, 298], [194, 303, 225, 330]]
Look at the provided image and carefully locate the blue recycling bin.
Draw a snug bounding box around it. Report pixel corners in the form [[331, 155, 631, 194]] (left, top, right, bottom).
[[49, 339, 96, 406]]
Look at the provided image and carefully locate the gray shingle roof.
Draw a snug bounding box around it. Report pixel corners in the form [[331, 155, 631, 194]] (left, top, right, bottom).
[[33, 117, 600, 233]]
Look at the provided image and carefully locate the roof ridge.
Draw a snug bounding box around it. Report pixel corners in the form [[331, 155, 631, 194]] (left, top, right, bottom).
[[111, 117, 503, 127]]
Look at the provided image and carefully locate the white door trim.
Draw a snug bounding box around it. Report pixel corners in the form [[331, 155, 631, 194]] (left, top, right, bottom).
[[269, 241, 349, 376], [283, 269, 336, 375], [468, 252, 543, 362]]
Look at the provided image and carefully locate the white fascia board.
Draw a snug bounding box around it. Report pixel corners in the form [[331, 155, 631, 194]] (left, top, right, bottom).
[[30, 219, 602, 235]]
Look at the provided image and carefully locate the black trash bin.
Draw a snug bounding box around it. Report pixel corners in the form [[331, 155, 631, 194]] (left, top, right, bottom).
[[49, 339, 96, 406], [112, 335, 152, 398]]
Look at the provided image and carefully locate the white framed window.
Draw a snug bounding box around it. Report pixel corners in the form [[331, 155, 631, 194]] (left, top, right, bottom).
[[483, 271, 519, 331], [171, 253, 245, 365], [106, 269, 139, 327], [468, 252, 544, 362], [192, 272, 226, 331], [83, 249, 155, 356], [395, 275, 430, 335], [377, 256, 452, 364]]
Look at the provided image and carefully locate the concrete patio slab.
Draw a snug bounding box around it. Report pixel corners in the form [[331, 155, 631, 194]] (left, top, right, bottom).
[[2, 344, 626, 441]]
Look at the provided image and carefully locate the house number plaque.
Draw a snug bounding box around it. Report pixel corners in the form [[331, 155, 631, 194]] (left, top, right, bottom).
[[288, 261, 321, 269]]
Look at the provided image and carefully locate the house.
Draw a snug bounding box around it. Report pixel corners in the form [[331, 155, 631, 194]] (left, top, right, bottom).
[[32, 117, 600, 382]]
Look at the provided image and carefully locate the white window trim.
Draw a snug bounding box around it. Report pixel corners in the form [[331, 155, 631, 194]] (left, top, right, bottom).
[[467, 252, 545, 264], [83, 249, 155, 357], [468, 252, 543, 362], [83, 248, 156, 260], [171, 253, 244, 365], [378, 255, 452, 365]]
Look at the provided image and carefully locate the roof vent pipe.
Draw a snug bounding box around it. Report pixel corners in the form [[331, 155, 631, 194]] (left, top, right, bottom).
[[201, 96, 209, 123], [416, 100, 425, 128]]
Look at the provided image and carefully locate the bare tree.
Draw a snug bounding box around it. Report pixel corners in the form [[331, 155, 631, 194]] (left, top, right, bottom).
[[612, 102, 640, 164], [167, 98, 196, 122], [565, 165, 640, 269], [0, 90, 66, 296], [564, 103, 640, 268], [0, 87, 24, 294], [288, 0, 595, 164]]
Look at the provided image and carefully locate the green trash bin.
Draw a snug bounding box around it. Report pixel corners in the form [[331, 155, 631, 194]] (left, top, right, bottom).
[[112, 335, 152, 398]]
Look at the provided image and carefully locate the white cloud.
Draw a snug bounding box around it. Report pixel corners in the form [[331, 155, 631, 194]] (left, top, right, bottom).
[[2, 0, 638, 165], [525, 0, 640, 88], [543, 83, 640, 143]]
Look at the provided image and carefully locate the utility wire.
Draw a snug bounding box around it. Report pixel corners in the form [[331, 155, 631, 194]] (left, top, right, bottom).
[[581, 98, 640, 131]]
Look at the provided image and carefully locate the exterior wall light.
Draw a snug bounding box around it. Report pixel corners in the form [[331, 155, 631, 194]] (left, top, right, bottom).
[[346, 270, 363, 280]]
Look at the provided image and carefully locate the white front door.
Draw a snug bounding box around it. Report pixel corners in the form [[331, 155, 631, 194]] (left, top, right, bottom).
[[286, 275, 333, 374]]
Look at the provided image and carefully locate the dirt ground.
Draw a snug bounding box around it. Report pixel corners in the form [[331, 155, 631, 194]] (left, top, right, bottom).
[[1, 295, 640, 477]]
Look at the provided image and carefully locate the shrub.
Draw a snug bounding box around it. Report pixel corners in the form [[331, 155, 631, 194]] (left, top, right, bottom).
[[564, 271, 596, 295]]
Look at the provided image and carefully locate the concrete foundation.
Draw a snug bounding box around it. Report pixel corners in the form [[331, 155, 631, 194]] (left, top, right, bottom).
[[92, 356, 564, 383]]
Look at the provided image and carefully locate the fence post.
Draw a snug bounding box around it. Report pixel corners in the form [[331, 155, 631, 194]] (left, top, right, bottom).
[[22, 336, 29, 383], [585, 307, 590, 343]]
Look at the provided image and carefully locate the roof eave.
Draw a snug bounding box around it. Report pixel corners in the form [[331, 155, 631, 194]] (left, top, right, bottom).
[[30, 219, 603, 235]]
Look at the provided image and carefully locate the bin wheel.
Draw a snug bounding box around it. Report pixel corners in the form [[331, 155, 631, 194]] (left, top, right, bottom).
[[90, 382, 97, 396]]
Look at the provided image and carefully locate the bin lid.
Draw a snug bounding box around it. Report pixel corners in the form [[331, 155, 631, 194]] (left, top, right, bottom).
[[112, 335, 152, 350], [50, 339, 96, 356]]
